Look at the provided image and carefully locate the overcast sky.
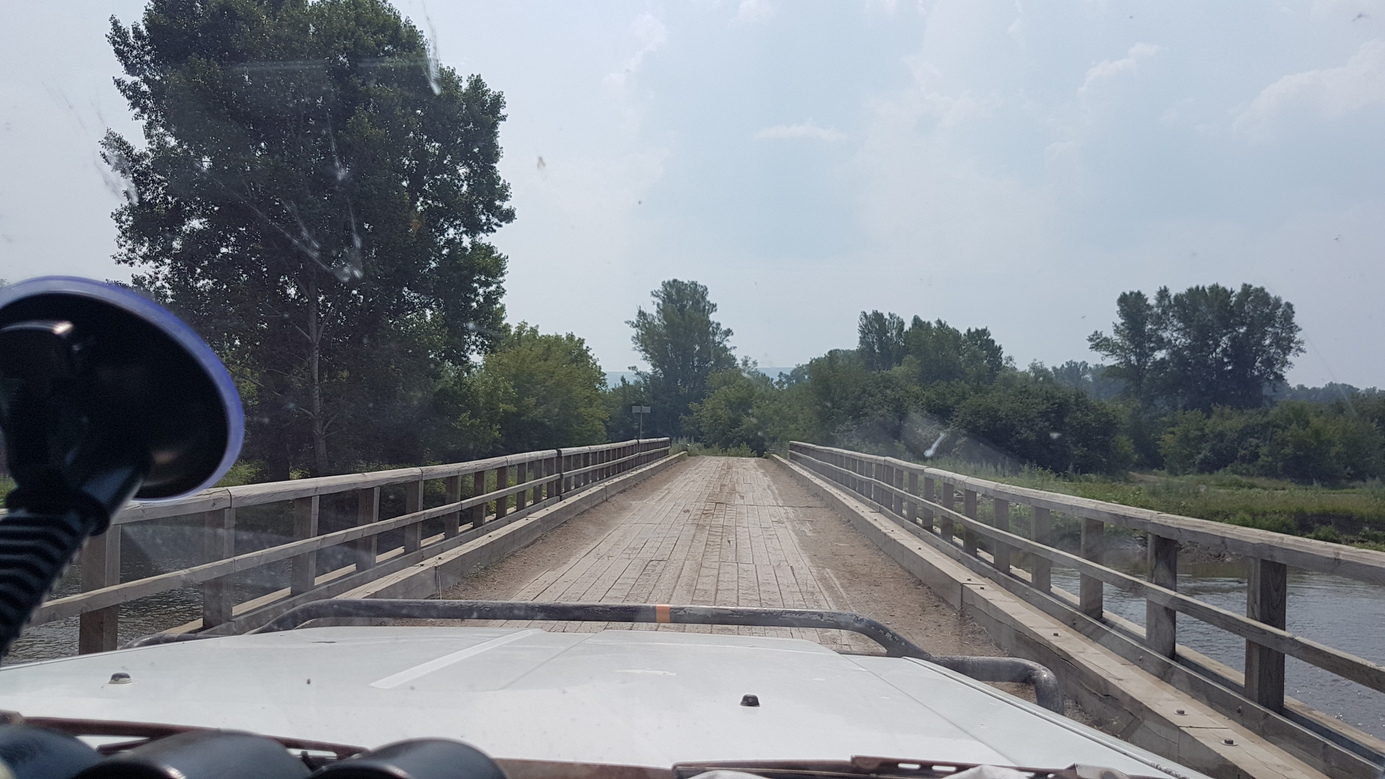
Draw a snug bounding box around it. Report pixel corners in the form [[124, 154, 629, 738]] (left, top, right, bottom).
[[1, 0, 1382, 387]]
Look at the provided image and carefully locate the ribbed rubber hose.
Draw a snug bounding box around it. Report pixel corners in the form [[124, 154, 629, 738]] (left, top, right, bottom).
[[0, 508, 99, 656]]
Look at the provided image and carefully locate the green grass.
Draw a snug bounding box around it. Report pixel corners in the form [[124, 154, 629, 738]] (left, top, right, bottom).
[[919, 456, 1385, 547]]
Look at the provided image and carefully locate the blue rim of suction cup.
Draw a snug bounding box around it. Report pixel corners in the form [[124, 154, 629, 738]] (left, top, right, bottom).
[[0, 276, 245, 500]]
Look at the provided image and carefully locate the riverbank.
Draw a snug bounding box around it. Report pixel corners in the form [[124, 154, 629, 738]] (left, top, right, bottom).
[[924, 457, 1385, 550]]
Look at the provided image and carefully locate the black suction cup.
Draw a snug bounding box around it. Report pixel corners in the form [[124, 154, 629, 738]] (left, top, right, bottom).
[[0, 276, 243, 655], [0, 276, 243, 502]]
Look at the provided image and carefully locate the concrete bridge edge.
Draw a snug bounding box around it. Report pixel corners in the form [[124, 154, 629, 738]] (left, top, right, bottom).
[[772, 454, 1329, 779]]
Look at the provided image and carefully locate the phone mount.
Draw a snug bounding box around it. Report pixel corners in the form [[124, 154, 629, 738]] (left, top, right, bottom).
[[0, 277, 243, 655]]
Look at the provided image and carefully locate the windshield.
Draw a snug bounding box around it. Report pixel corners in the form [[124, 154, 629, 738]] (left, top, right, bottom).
[[0, 0, 1382, 775]]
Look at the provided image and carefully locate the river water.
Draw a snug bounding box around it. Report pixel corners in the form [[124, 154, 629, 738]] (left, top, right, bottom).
[[1049, 548, 1385, 740]]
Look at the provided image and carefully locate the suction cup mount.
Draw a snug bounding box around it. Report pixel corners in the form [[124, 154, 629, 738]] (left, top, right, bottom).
[[0, 276, 243, 654]]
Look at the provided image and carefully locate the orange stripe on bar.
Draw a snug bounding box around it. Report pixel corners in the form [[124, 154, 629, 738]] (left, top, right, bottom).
[[655, 604, 671, 623]]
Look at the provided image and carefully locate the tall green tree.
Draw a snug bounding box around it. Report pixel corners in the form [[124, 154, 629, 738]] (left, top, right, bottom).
[[1087, 290, 1162, 409], [103, 0, 514, 477], [903, 317, 1006, 386], [1158, 284, 1303, 411], [1091, 284, 1302, 413], [480, 324, 608, 453], [627, 280, 736, 436], [857, 311, 906, 371]]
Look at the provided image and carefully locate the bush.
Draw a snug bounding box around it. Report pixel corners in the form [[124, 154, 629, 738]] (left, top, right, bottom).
[[949, 383, 1130, 475]]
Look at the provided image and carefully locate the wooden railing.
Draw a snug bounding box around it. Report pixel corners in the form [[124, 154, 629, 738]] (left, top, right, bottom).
[[39, 439, 670, 654], [789, 441, 1385, 773]]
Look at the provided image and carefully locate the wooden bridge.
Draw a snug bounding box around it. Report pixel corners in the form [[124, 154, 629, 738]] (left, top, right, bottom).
[[18, 439, 1385, 779]]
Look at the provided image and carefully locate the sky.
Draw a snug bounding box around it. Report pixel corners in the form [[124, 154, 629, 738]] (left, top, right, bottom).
[[1, 0, 1383, 387]]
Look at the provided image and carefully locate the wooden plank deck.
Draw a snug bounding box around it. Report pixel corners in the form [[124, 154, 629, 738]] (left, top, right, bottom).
[[441, 456, 1006, 658]]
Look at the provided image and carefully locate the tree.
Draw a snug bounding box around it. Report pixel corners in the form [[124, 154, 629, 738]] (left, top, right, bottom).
[[1090, 284, 1302, 412], [1158, 284, 1303, 411], [688, 368, 773, 455], [480, 324, 608, 453], [857, 311, 906, 371], [103, 0, 514, 477], [903, 317, 1006, 386], [950, 383, 1130, 475], [627, 280, 735, 436], [1088, 291, 1162, 409]]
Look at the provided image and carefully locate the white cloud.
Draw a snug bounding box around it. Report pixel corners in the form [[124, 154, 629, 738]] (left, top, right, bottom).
[[753, 121, 847, 142], [734, 0, 776, 25], [1233, 39, 1385, 141], [1006, 0, 1026, 45], [603, 13, 668, 88], [1078, 42, 1160, 97], [895, 56, 997, 128]]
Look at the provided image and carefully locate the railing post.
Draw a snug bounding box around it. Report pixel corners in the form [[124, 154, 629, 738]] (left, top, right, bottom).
[[403, 479, 423, 553], [78, 527, 122, 653], [877, 461, 889, 508], [495, 465, 509, 519], [993, 498, 1011, 574], [922, 476, 935, 531], [201, 508, 235, 629], [514, 461, 529, 511], [891, 465, 904, 516], [1080, 518, 1105, 619], [939, 482, 955, 542], [291, 495, 320, 596], [443, 475, 462, 538], [1147, 534, 1179, 658], [1245, 558, 1288, 712], [962, 489, 978, 556], [471, 470, 487, 528], [356, 487, 379, 570], [1032, 506, 1052, 592], [905, 471, 918, 523]]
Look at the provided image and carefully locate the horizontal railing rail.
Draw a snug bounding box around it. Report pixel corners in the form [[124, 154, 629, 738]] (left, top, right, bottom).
[[788, 441, 1385, 776], [42, 439, 671, 655]]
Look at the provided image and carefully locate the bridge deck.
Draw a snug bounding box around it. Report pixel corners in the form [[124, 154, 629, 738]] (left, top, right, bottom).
[[441, 456, 1006, 659]]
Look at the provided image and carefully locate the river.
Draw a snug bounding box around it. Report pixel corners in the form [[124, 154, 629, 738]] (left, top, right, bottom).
[[1050, 547, 1385, 740]]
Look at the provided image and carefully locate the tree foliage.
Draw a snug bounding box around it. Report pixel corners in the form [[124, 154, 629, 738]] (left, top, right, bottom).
[[1160, 401, 1383, 484], [104, 0, 513, 476], [950, 383, 1131, 475], [480, 324, 608, 453], [857, 311, 906, 371], [1087, 291, 1161, 407], [1158, 284, 1303, 411], [627, 280, 735, 436], [1090, 284, 1303, 412], [903, 317, 1006, 386]]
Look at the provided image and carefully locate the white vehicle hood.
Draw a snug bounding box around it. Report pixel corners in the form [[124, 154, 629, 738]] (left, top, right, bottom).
[[0, 626, 1203, 777]]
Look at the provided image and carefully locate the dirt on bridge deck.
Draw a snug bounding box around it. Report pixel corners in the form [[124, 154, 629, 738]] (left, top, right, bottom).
[[436, 455, 1013, 662]]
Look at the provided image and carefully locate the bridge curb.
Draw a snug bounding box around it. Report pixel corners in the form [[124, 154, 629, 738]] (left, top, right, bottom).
[[773, 454, 1327, 779], [338, 452, 688, 601]]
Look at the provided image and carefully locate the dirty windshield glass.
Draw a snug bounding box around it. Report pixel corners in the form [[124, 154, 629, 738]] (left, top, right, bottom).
[[0, 0, 1383, 767]]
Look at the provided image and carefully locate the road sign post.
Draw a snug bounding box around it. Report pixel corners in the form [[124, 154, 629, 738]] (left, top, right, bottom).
[[632, 405, 651, 440]]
